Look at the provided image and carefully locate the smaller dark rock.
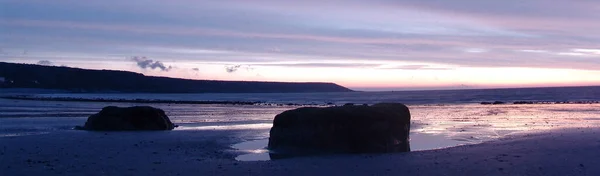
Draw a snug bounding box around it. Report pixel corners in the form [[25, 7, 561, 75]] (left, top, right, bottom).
[[78, 106, 175, 131], [480, 102, 492, 105]]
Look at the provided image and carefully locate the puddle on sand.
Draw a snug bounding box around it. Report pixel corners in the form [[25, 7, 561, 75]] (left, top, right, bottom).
[[232, 132, 481, 161], [232, 139, 270, 161], [410, 133, 479, 151]]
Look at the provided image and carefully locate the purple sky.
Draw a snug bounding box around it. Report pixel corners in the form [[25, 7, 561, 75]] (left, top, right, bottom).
[[2, 0, 600, 90]]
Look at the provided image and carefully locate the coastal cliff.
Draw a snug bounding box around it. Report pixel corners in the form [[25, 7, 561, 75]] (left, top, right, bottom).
[[0, 62, 353, 93]]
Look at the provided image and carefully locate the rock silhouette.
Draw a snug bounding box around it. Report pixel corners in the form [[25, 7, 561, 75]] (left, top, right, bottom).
[[78, 106, 175, 131], [268, 103, 411, 158]]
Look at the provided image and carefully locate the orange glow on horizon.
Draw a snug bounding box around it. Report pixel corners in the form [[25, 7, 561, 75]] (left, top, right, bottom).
[[9, 59, 600, 91]]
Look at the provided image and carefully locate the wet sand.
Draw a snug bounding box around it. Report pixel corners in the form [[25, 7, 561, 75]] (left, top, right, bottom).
[[1, 128, 599, 176], [3, 97, 600, 175]]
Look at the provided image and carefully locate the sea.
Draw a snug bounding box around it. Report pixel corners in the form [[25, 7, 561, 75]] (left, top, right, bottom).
[[2, 86, 600, 161]]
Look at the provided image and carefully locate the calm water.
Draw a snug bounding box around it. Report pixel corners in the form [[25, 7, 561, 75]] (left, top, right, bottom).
[[19, 86, 600, 105], [2, 86, 600, 161]]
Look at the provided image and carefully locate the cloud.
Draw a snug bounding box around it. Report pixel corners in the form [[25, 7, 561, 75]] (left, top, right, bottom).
[[3, 0, 600, 71], [381, 65, 454, 70], [241, 62, 456, 71], [225, 65, 242, 73], [571, 49, 600, 55], [246, 62, 455, 70], [245, 65, 255, 72], [463, 48, 489, 53], [192, 68, 199, 71], [36, 60, 54, 66], [250, 62, 380, 68], [131, 56, 172, 71], [224, 65, 256, 73]]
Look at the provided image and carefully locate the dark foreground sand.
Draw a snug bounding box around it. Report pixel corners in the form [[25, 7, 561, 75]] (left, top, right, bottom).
[[1, 128, 600, 176]]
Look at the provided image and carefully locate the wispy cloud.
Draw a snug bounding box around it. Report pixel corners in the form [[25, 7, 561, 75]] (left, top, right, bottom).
[[225, 65, 242, 73], [36, 60, 54, 66], [381, 65, 454, 70], [250, 62, 380, 68], [131, 56, 172, 72]]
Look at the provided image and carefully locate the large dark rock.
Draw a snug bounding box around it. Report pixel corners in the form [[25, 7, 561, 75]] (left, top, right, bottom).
[[268, 103, 410, 158], [78, 106, 175, 131]]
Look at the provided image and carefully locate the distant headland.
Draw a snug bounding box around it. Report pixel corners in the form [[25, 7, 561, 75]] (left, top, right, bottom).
[[0, 62, 353, 93]]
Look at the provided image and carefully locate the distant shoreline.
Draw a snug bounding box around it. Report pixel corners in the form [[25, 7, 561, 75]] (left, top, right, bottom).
[[4, 95, 600, 106], [0, 62, 353, 93], [0, 95, 327, 106]]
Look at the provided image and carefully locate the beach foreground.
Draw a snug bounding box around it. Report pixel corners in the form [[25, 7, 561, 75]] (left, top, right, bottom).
[[2, 128, 599, 176]]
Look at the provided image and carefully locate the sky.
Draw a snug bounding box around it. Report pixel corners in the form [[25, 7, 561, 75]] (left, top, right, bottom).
[[1, 0, 600, 90]]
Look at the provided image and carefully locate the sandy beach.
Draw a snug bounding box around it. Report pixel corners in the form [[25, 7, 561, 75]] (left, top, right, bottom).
[[3, 98, 600, 175], [1, 127, 599, 176]]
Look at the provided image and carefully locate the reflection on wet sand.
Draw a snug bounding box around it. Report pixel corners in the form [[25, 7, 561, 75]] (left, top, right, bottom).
[[3, 97, 600, 161], [232, 104, 600, 161]]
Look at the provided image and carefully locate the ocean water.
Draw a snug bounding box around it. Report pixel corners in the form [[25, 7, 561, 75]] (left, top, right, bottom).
[[16, 86, 600, 105], [2, 86, 600, 161]]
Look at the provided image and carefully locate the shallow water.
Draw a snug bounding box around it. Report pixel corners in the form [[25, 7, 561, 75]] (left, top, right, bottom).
[[2, 97, 600, 161], [232, 139, 271, 161], [232, 132, 476, 161]]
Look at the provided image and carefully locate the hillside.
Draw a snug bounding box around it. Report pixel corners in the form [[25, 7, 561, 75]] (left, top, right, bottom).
[[0, 62, 353, 93]]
